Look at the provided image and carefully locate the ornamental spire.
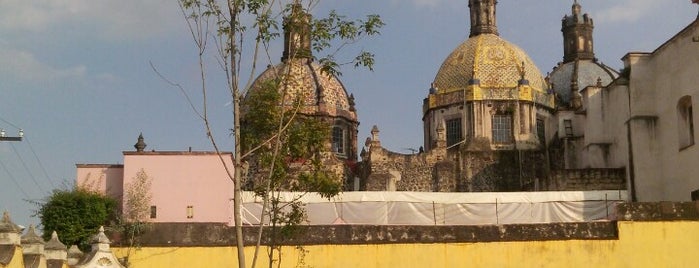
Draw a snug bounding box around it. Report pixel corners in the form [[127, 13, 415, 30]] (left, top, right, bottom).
[[468, 0, 498, 37], [282, 0, 312, 61]]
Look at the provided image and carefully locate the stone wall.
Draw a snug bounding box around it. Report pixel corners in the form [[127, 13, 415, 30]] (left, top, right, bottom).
[[549, 168, 626, 190], [361, 145, 454, 192]]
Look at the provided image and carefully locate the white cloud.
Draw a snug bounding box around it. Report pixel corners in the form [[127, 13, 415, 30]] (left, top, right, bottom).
[[0, 0, 182, 41], [0, 45, 87, 82], [594, 0, 663, 23]]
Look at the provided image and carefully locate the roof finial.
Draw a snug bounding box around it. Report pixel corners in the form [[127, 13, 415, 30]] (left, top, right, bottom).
[[134, 133, 146, 152]]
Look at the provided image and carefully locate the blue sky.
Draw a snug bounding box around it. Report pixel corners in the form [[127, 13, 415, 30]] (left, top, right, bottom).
[[0, 0, 697, 227]]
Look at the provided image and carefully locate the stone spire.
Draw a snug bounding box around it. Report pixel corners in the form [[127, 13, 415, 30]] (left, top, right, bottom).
[[90, 226, 111, 252], [45, 231, 68, 262], [21, 224, 45, 255], [134, 133, 146, 152], [66, 245, 84, 266], [282, 0, 312, 62], [562, 0, 595, 62], [0, 211, 21, 245], [468, 0, 499, 37]]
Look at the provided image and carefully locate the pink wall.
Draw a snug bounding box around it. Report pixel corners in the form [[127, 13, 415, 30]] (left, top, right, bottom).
[[122, 152, 235, 224], [75, 164, 124, 202]]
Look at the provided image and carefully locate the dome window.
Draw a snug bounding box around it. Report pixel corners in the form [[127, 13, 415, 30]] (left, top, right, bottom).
[[445, 118, 463, 147], [492, 114, 513, 144], [332, 125, 347, 157]]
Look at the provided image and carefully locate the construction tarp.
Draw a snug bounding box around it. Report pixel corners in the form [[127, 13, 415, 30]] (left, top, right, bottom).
[[240, 190, 627, 225]]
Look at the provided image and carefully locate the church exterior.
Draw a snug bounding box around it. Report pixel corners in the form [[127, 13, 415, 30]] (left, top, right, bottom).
[[357, 0, 699, 201], [75, 1, 699, 209]]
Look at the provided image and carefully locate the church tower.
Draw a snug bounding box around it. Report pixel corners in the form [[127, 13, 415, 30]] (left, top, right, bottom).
[[562, 0, 595, 62]]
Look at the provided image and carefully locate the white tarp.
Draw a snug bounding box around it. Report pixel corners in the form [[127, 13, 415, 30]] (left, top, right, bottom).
[[240, 190, 627, 226]]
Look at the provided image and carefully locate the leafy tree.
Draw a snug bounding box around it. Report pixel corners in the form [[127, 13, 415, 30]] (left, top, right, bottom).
[[176, 0, 382, 266], [36, 187, 118, 251]]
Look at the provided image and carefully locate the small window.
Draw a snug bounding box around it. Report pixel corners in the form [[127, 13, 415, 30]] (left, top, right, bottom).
[[150, 206, 157, 219], [186, 205, 194, 219], [492, 114, 513, 144], [445, 118, 463, 147], [678, 96, 694, 149], [564, 119, 574, 137], [536, 118, 546, 144], [332, 126, 345, 156]]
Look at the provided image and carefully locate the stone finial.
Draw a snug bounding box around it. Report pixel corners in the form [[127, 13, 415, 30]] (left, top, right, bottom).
[[21, 224, 45, 255], [369, 125, 381, 148], [45, 231, 67, 250], [67, 245, 84, 266], [0, 211, 21, 245], [89, 226, 112, 253], [134, 133, 147, 152], [0, 211, 20, 233], [349, 93, 356, 112], [370, 125, 380, 141]]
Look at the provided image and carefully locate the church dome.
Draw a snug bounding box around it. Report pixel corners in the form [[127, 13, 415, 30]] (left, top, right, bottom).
[[433, 34, 549, 96], [245, 58, 356, 121], [549, 61, 618, 106]]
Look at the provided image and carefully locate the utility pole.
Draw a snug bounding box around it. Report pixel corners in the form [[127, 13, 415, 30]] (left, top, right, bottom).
[[0, 129, 23, 142]]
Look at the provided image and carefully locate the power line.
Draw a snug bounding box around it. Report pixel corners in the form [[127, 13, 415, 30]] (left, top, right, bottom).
[[24, 137, 57, 189], [0, 157, 30, 200], [10, 143, 45, 193], [0, 116, 21, 130]]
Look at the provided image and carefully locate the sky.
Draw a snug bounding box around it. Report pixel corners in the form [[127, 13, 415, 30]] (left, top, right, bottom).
[[0, 0, 697, 227]]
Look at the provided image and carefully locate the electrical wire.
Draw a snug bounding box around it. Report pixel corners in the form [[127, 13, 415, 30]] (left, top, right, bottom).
[[0, 116, 21, 130], [0, 157, 31, 200], [24, 137, 57, 189], [10, 143, 45, 193]]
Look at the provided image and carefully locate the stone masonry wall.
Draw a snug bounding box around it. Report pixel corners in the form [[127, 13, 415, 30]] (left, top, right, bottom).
[[549, 168, 626, 190]]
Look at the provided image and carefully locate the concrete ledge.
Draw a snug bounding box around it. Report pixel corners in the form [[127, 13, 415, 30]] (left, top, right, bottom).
[[117, 222, 618, 247], [616, 202, 699, 221]]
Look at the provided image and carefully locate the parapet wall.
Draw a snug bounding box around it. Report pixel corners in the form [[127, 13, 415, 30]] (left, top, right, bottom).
[[114, 201, 699, 247], [111, 202, 699, 268]]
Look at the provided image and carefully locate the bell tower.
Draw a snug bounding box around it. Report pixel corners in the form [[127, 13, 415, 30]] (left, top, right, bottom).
[[562, 0, 595, 62]]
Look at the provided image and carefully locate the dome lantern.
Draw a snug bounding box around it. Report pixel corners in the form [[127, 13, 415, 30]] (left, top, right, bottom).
[[468, 0, 498, 37]]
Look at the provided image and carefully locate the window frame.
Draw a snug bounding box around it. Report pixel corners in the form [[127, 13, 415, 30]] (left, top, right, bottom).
[[492, 114, 513, 144], [678, 96, 695, 150], [445, 117, 463, 147]]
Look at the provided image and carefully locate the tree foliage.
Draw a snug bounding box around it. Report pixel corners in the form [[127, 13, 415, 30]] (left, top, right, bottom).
[[241, 79, 341, 197], [36, 188, 118, 251], [176, 0, 383, 266], [123, 169, 153, 222]]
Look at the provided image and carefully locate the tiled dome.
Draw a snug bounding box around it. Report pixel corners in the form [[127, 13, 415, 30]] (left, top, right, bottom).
[[433, 34, 548, 95], [245, 59, 356, 121], [549, 60, 618, 106]]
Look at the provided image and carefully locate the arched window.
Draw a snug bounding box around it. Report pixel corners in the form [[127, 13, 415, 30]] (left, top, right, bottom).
[[332, 125, 346, 156], [677, 96, 694, 149]]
